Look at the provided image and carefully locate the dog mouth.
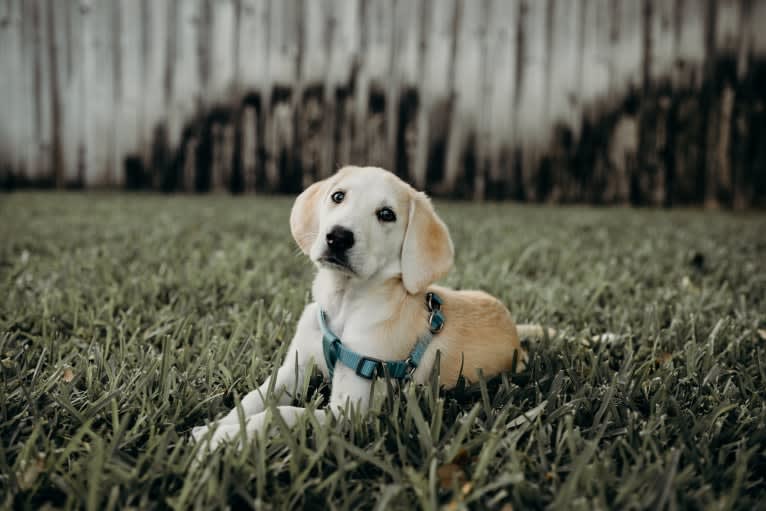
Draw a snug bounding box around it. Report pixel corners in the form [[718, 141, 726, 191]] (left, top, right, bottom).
[[318, 254, 356, 275]]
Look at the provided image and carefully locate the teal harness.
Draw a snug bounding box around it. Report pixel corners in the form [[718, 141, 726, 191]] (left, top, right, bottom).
[[319, 292, 445, 380]]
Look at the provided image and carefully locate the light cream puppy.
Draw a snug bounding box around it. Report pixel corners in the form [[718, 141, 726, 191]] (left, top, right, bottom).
[[192, 165, 528, 450]]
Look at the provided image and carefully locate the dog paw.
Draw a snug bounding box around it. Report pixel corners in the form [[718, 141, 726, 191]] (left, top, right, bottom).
[[190, 425, 210, 443]]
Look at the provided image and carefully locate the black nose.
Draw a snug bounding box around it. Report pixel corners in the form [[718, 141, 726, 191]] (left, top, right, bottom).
[[326, 226, 355, 253]]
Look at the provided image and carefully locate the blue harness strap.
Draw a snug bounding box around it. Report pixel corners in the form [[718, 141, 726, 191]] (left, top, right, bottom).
[[319, 292, 445, 381]]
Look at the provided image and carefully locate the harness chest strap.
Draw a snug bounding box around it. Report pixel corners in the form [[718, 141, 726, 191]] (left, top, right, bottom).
[[319, 292, 445, 381]]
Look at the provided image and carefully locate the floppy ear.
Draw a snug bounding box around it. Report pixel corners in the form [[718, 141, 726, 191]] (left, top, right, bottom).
[[290, 179, 327, 255], [401, 192, 454, 294]]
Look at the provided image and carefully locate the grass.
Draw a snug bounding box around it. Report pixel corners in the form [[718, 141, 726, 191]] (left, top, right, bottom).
[[1, 192, 765, 510]]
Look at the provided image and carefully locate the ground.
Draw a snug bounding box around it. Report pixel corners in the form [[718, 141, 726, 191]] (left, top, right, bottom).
[[1, 193, 764, 510]]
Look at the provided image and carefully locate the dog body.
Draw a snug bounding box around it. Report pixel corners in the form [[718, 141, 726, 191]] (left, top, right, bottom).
[[192, 166, 526, 449]]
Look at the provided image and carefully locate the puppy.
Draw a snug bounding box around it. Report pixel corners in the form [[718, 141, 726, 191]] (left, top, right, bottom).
[[192, 166, 528, 450]]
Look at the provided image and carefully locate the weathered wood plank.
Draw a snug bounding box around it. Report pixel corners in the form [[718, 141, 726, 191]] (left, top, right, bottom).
[[412, 0, 457, 189], [80, 2, 116, 185], [0, 0, 19, 181], [444, 0, 488, 196], [485, 0, 518, 192]]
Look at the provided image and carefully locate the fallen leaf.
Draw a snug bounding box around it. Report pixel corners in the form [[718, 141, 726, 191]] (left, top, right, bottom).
[[437, 463, 466, 490], [452, 448, 471, 467], [443, 501, 460, 511], [758, 329, 766, 341], [460, 482, 473, 496], [655, 352, 673, 365], [62, 367, 74, 383], [18, 453, 45, 490], [501, 505, 514, 511], [1, 357, 13, 368]]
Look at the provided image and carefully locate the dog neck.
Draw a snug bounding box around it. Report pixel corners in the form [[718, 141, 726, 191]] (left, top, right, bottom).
[[312, 267, 417, 336]]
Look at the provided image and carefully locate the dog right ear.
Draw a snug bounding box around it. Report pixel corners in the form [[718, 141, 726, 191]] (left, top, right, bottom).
[[290, 179, 327, 255], [400, 192, 454, 294]]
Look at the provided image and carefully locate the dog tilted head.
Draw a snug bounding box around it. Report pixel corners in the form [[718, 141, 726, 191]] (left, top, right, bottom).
[[290, 166, 454, 294]]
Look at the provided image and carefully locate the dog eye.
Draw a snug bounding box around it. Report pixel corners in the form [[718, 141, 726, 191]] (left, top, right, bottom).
[[331, 191, 345, 204], [376, 208, 396, 223]]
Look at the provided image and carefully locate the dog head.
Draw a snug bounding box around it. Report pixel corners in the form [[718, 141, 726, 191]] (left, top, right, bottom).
[[290, 166, 454, 294]]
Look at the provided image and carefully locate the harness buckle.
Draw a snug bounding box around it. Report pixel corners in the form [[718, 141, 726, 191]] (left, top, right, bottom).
[[426, 292, 442, 312], [355, 356, 384, 379], [428, 310, 445, 334]]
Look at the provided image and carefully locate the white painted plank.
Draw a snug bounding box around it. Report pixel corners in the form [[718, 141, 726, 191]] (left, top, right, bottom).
[[651, 0, 678, 83], [0, 0, 16, 175], [611, 0, 642, 92], [56, 0, 82, 184], [208, 0, 237, 100], [114, 0, 143, 185], [420, 0, 457, 103], [392, 0, 421, 88], [716, 0, 740, 53], [485, 0, 518, 182], [267, 0, 299, 87], [579, 0, 611, 107], [81, 1, 117, 185], [326, 0, 360, 91], [140, 0, 170, 169], [549, 0, 584, 135], [514, 0, 550, 148], [33, 0, 52, 181], [300, 0, 329, 85], [237, 0, 269, 92], [168, 0, 203, 151]]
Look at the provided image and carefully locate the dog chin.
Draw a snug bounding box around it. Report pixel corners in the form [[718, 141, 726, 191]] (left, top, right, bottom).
[[316, 256, 356, 275]]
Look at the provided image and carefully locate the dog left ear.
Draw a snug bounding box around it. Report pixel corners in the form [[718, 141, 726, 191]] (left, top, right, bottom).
[[401, 192, 454, 294], [290, 179, 327, 255]]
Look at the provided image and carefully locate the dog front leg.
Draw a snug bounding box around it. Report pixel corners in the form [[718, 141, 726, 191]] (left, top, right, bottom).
[[192, 303, 326, 443], [328, 365, 374, 416], [204, 406, 331, 450], [199, 369, 373, 452]]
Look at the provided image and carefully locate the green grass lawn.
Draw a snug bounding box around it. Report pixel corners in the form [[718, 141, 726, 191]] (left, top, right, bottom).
[[1, 193, 765, 510]]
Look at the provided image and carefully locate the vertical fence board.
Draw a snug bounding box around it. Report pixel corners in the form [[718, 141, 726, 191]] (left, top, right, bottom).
[[324, 0, 360, 176], [547, 0, 584, 201], [31, 0, 52, 182], [444, 0, 487, 196], [0, 0, 16, 181], [716, 0, 741, 52], [238, 0, 269, 92], [209, 0, 237, 101], [57, 1, 81, 185], [114, 0, 143, 188], [513, 0, 551, 201], [485, 0, 517, 194], [140, 0, 170, 188], [354, 0, 394, 168], [264, 0, 300, 192], [80, 3, 116, 185], [413, 0, 457, 190]]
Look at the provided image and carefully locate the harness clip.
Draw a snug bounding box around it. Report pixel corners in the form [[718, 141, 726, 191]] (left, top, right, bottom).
[[426, 292, 442, 311], [428, 310, 445, 334], [355, 356, 384, 379]]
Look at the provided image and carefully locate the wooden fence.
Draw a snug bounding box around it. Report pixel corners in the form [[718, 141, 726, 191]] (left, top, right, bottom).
[[1, 0, 765, 207]]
